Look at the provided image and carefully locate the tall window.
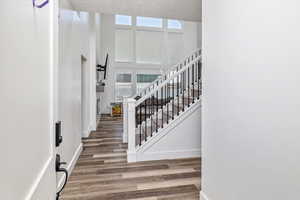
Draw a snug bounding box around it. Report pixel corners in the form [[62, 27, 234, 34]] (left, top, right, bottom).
[[167, 19, 182, 29], [136, 31, 163, 64], [137, 74, 160, 83], [115, 73, 133, 101], [136, 16, 163, 28], [136, 74, 160, 93], [115, 15, 132, 25], [115, 29, 133, 62], [167, 33, 184, 65]]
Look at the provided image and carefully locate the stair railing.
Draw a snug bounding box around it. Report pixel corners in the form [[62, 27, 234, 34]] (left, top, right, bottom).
[[125, 53, 201, 162], [135, 49, 201, 99]]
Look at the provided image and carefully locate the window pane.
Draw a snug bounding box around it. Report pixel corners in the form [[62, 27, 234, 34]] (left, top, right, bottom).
[[116, 74, 132, 83], [115, 29, 133, 62], [115, 73, 133, 101], [136, 16, 163, 28], [136, 74, 160, 94], [168, 19, 182, 29], [137, 74, 160, 83], [115, 15, 132, 25], [115, 85, 133, 101], [136, 30, 163, 64]]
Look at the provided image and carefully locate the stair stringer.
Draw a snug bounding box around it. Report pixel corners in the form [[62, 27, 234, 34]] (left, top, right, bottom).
[[128, 99, 201, 162]]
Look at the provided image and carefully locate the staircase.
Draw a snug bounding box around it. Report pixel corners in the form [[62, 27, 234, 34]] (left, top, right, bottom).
[[124, 49, 202, 162]]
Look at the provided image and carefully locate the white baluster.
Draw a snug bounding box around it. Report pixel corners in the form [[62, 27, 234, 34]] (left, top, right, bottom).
[[123, 98, 128, 143]]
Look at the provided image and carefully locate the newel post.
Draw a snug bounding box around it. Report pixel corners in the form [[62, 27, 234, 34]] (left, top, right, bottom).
[[126, 98, 137, 162], [123, 98, 128, 143]]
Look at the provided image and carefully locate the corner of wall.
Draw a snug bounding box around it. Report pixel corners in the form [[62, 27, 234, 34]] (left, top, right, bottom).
[[200, 191, 210, 200]]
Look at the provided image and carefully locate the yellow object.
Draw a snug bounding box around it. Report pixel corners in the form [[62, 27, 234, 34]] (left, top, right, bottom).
[[112, 104, 122, 115]]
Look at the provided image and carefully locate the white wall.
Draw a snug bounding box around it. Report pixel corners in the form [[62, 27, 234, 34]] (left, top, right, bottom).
[[76, 10, 97, 137], [70, 0, 201, 22], [99, 14, 116, 113], [202, 1, 300, 200], [197, 23, 202, 49], [0, 1, 56, 199], [57, 0, 98, 185], [57, 0, 83, 186], [96, 13, 102, 64], [183, 21, 199, 57], [88, 12, 97, 131]]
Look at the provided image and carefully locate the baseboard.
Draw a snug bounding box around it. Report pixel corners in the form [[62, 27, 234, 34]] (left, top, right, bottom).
[[200, 191, 210, 200], [91, 121, 97, 131], [135, 149, 201, 162], [82, 128, 89, 138], [25, 155, 54, 200], [57, 143, 83, 189], [127, 150, 137, 163]]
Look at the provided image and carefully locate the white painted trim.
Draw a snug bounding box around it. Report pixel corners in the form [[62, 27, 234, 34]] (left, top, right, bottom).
[[200, 191, 210, 200], [90, 120, 97, 131], [57, 143, 83, 189], [83, 128, 91, 138], [136, 149, 200, 161], [127, 150, 137, 162], [25, 155, 54, 200], [83, 123, 94, 138]]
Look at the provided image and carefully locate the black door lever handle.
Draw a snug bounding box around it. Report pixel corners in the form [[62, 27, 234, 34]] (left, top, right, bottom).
[[56, 154, 68, 200]]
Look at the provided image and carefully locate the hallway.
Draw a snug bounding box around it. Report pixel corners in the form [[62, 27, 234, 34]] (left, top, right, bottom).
[[61, 116, 200, 200]]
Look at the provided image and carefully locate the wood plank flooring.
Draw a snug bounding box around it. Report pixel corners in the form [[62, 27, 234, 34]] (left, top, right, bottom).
[[61, 116, 201, 200]]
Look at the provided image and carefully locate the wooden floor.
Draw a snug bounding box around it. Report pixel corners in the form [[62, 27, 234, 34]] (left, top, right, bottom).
[[61, 116, 201, 200]]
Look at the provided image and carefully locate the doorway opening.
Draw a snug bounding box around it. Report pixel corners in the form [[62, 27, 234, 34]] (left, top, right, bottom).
[[81, 55, 88, 138]]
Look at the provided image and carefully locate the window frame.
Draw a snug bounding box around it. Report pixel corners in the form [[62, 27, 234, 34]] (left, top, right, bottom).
[[136, 16, 163, 29]]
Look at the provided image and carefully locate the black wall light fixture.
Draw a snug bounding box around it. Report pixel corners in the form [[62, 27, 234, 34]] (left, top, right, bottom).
[[33, 0, 49, 8]]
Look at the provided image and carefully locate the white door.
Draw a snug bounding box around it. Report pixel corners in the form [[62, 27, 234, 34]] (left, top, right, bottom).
[[0, 0, 57, 199]]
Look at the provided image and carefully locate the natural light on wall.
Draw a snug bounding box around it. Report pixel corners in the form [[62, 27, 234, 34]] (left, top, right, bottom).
[[115, 29, 133, 62], [167, 19, 182, 29], [115, 73, 133, 101], [137, 74, 160, 94], [136, 16, 163, 28], [115, 15, 132, 25], [136, 30, 163, 64]]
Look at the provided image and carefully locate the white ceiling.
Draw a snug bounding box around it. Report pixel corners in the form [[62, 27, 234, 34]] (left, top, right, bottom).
[[69, 0, 201, 22]]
